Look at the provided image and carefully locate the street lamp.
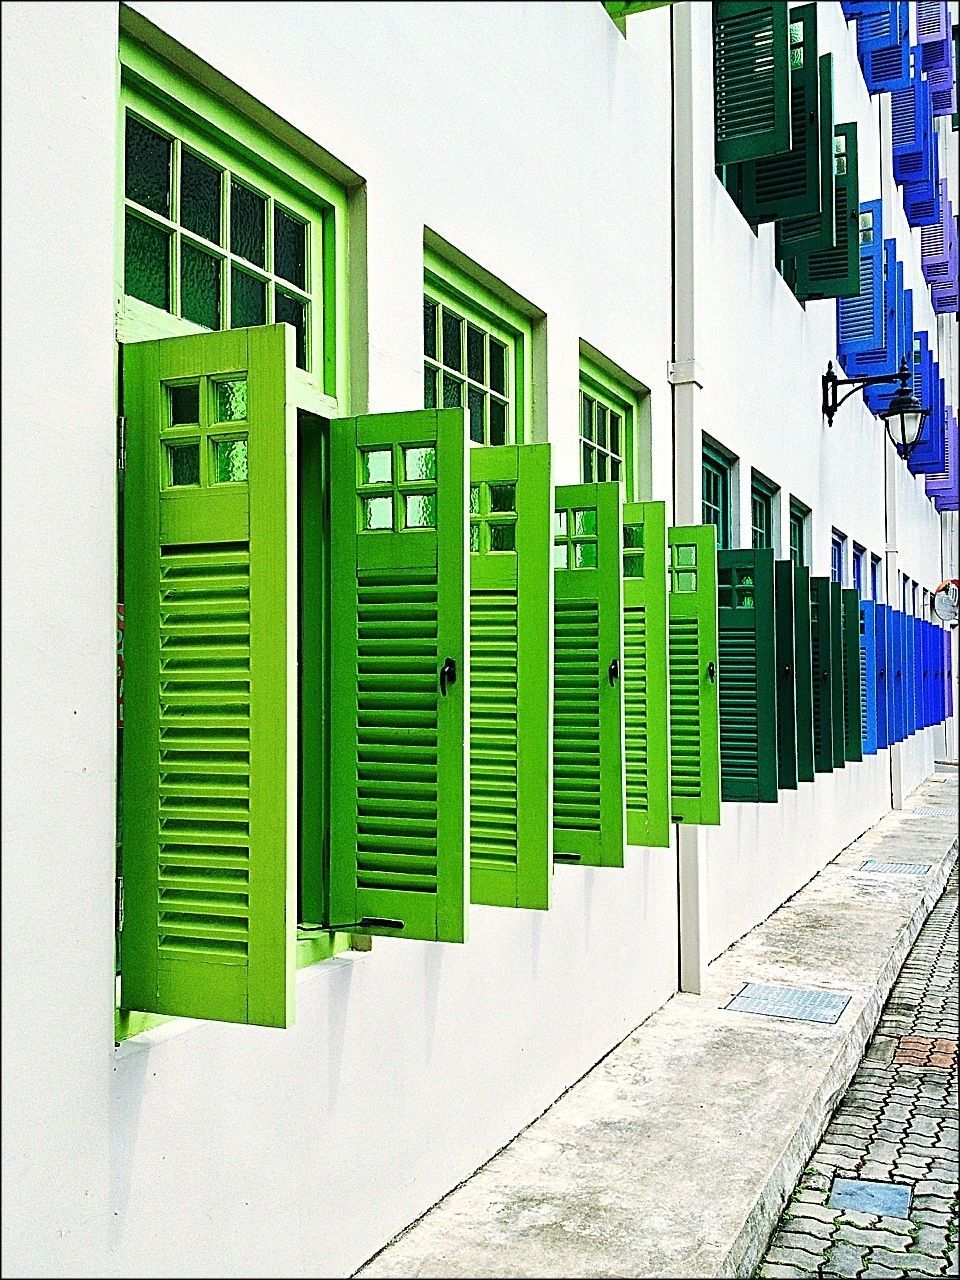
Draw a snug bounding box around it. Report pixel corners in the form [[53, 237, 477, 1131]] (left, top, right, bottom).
[[821, 357, 930, 460]]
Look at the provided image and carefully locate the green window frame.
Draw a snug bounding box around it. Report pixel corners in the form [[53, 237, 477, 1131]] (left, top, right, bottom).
[[789, 498, 808, 566], [118, 28, 348, 398], [750, 471, 777, 550], [578, 355, 647, 500], [702, 437, 733, 550], [870, 553, 882, 601], [423, 248, 532, 447]]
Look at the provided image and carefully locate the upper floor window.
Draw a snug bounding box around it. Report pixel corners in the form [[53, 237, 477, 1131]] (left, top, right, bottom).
[[852, 543, 865, 595], [789, 497, 809, 566], [750, 471, 777, 550], [578, 356, 644, 499], [702, 438, 733, 549], [870, 553, 882, 601], [831, 530, 846, 584]]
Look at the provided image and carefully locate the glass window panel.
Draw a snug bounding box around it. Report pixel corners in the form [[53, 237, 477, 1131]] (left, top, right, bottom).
[[125, 116, 170, 216], [555, 511, 567, 536], [489, 340, 506, 395], [596, 452, 607, 482], [489, 398, 507, 445], [676, 571, 697, 592], [554, 543, 569, 569], [574, 508, 597, 536], [231, 267, 266, 328], [361, 450, 392, 485], [469, 523, 480, 552], [168, 442, 200, 486], [405, 447, 437, 481], [125, 214, 170, 311], [596, 405, 608, 450], [275, 289, 307, 369], [581, 395, 594, 442], [466, 325, 485, 383], [582, 442, 594, 482], [443, 374, 464, 410], [362, 496, 393, 530], [180, 150, 221, 243], [181, 242, 221, 331], [490, 523, 516, 552], [215, 438, 249, 483], [216, 379, 248, 423], [623, 524, 644, 549], [489, 483, 516, 513], [468, 387, 485, 443], [405, 494, 436, 528], [230, 181, 266, 267], [424, 299, 438, 359], [274, 207, 306, 289], [470, 485, 481, 515], [442, 309, 462, 371], [675, 544, 696, 567], [609, 413, 621, 456], [624, 553, 645, 578], [611, 458, 621, 482], [169, 383, 200, 426], [574, 541, 598, 569], [424, 364, 438, 409]]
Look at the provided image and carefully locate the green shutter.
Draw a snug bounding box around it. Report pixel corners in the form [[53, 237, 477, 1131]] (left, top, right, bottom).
[[714, 2, 792, 166], [668, 525, 721, 825], [470, 445, 551, 909], [809, 576, 834, 773], [774, 560, 799, 790], [717, 548, 778, 803], [842, 588, 864, 762], [741, 4, 821, 223], [121, 326, 295, 1027], [329, 408, 467, 941], [792, 564, 816, 782], [830, 582, 846, 769], [777, 54, 836, 259], [794, 122, 860, 300], [553, 483, 624, 867], [622, 501, 669, 848]]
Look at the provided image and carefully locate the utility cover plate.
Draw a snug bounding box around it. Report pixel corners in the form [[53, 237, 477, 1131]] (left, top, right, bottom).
[[859, 860, 933, 875], [828, 1177, 912, 1219], [725, 983, 850, 1024], [907, 806, 955, 817]]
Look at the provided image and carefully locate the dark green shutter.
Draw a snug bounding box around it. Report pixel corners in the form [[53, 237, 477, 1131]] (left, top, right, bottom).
[[622, 501, 669, 848], [121, 326, 296, 1027], [713, 2, 792, 165], [553, 483, 624, 867], [668, 525, 721, 825], [795, 123, 860, 300], [809, 576, 834, 773], [829, 581, 846, 769], [777, 54, 836, 259], [717, 548, 778, 803], [792, 564, 815, 782], [774, 560, 799, 790], [842, 588, 864, 762], [329, 408, 467, 942], [470, 445, 551, 909], [741, 5, 821, 223]]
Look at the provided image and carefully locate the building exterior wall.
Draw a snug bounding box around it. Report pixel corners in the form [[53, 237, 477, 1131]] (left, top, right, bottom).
[[1, 3, 956, 1276]]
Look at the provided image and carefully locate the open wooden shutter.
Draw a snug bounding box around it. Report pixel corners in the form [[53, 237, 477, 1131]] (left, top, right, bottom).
[[860, 599, 878, 754], [842, 589, 864, 761], [121, 326, 295, 1027], [905, 614, 917, 736], [742, 5, 821, 223], [774, 560, 799, 789], [329, 408, 467, 941], [469, 445, 551, 909], [668, 525, 721, 825], [875, 603, 890, 749], [795, 123, 860, 300], [792, 564, 815, 781], [829, 582, 846, 768], [717, 548, 778, 802], [777, 54, 836, 260], [553, 483, 624, 867], [889, 609, 905, 743], [713, 1, 791, 165], [809, 576, 834, 772], [622, 501, 669, 848]]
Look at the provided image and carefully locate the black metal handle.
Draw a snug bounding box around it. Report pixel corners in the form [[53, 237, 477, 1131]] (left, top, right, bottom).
[[707, 660, 717, 683], [440, 657, 457, 697], [822, 670, 829, 684], [783, 664, 792, 679], [608, 657, 620, 687]]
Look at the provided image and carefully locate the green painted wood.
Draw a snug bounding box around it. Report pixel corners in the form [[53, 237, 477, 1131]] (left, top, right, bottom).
[[329, 408, 467, 941], [842, 588, 864, 762], [469, 445, 551, 908], [774, 560, 799, 790], [777, 53, 836, 259], [298, 413, 327, 926], [830, 582, 847, 769], [795, 122, 860, 300], [742, 4, 822, 223], [668, 525, 721, 826], [717, 548, 778, 803], [622, 501, 669, 848], [713, 2, 792, 166], [553, 483, 624, 867], [604, 0, 675, 16], [809, 576, 834, 773], [121, 324, 296, 1027], [792, 564, 816, 782]]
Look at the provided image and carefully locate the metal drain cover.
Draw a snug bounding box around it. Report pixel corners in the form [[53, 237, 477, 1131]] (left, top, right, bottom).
[[725, 983, 850, 1024], [829, 1177, 912, 1218], [859, 860, 933, 875], [908, 806, 956, 818]]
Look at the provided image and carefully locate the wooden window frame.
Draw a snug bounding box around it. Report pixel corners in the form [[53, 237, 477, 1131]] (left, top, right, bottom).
[[831, 529, 847, 585], [750, 470, 777, 550], [702, 437, 733, 550], [789, 496, 809, 566], [578, 354, 647, 501]]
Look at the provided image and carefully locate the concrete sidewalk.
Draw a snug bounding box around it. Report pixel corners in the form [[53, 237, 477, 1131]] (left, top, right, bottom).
[[357, 770, 959, 1279]]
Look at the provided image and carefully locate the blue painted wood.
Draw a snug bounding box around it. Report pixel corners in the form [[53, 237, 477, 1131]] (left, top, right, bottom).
[[875, 603, 890, 749], [860, 600, 878, 754]]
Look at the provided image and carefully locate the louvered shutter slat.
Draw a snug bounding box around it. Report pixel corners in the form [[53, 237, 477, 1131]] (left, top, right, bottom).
[[842, 589, 864, 761], [778, 55, 836, 260], [838, 198, 884, 367], [829, 583, 846, 767], [795, 123, 861, 300], [908, 335, 946, 475], [774, 560, 799, 789], [860, 600, 878, 754], [875, 604, 890, 749], [810, 577, 835, 772], [792, 564, 816, 781], [713, 1, 792, 165]]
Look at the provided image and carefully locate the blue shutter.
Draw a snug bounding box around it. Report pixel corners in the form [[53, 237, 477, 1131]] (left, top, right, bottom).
[[892, 76, 934, 185], [864, 269, 908, 417], [908, 335, 946, 475], [892, 610, 906, 742], [916, 1, 951, 72], [905, 615, 917, 736], [903, 143, 942, 228], [875, 603, 890, 748], [860, 599, 878, 753], [857, 2, 911, 93], [837, 200, 884, 370], [842, 239, 896, 379]]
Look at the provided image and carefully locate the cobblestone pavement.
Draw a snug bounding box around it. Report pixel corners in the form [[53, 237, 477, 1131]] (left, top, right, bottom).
[[759, 864, 959, 1279]]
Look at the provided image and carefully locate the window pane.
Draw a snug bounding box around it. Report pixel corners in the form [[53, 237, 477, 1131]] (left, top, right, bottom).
[[489, 340, 506, 395], [443, 374, 464, 410], [574, 508, 597, 536], [442, 309, 462, 371], [596, 405, 608, 450], [216, 380, 248, 422], [361, 450, 392, 484], [424, 300, 438, 359], [582, 442, 594, 482], [180, 150, 221, 243], [490, 523, 516, 552], [581, 396, 594, 442], [169, 383, 200, 426], [468, 387, 485, 443], [362, 496, 393, 530], [230, 181, 266, 267], [215, 438, 249, 483], [489, 483, 516, 512], [554, 543, 569, 569], [168, 442, 200, 486], [125, 214, 170, 311], [405, 494, 437, 528], [467, 325, 485, 383], [405, 446, 437, 481], [596, 452, 607, 482], [125, 116, 170, 216], [624, 553, 644, 578], [470, 485, 481, 515], [469, 523, 480, 552], [181, 242, 221, 331], [555, 511, 567, 536], [275, 289, 307, 369], [574, 542, 598, 569], [623, 524, 644, 549], [489, 398, 507, 445], [424, 364, 438, 409], [609, 413, 621, 456], [274, 207, 306, 289], [231, 267, 266, 328]]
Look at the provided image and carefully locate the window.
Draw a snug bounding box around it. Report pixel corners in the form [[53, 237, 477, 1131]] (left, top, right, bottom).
[[578, 355, 645, 499], [789, 498, 809, 566], [423, 250, 532, 446], [831, 530, 846, 584], [702, 438, 733, 549], [750, 471, 777, 549], [852, 544, 865, 595], [870, 553, 882, 601]]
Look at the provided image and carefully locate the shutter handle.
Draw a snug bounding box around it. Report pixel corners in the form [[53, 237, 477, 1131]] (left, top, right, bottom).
[[707, 660, 717, 683], [822, 670, 829, 685], [608, 657, 621, 687], [783, 664, 792, 679], [439, 657, 457, 697]]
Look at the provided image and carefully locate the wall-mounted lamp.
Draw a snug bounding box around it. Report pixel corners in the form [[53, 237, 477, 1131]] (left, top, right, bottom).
[[821, 357, 930, 460]]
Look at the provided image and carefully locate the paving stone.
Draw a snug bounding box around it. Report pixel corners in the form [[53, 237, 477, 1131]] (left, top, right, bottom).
[[759, 1266, 810, 1279], [870, 1247, 945, 1274], [784, 1202, 839, 1226], [859, 1268, 907, 1279], [915, 1179, 958, 1198], [835, 1225, 917, 1250], [836, 1209, 879, 1228], [794, 1188, 830, 1206], [824, 1240, 869, 1273], [912, 1209, 954, 1228], [765, 1243, 826, 1269], [913, 1223, 952, 1257]]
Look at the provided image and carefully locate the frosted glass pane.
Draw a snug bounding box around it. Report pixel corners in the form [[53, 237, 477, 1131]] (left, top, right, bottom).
[[489, 340, 506, 395], [181, 151, 221, 243], [574, 508, 597, 536], [181, 242, 220, 331], [274, 207, 306, 289], [125, 214, 170, 311], [442, 309, 462, 371], [362, 496, 393, 530], [489, 483, 515, 513], [275, 289, 307, 369], [574, 542, 598, 569], [405, 447, 436, 481], [489, 398, 507, 445], [168, 443, 200, 486], [125, 116, 170, 216], [424, 364, 438, 409], [424, 300, 438, 359], [623, 524, 644, 549], [467, 325, 485, 382], [468, 387, 484, 443], [405, 494, 436, 528], [230, 181, 265, 266], [231, 267, 266, 328], [216, 380, 248, 422], [169, 384, 200, 426], [361, 450, 392, 484], [215, 438, 249, 483], [490, 523, 515, 552]]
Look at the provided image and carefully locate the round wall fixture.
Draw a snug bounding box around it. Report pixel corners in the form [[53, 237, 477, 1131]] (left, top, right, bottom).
[[933, 579, 959, 624]]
